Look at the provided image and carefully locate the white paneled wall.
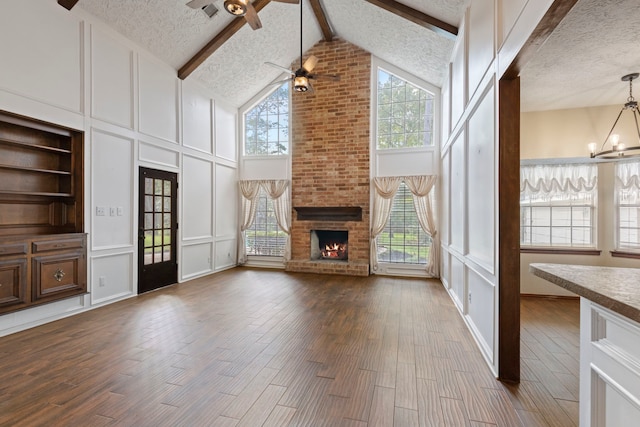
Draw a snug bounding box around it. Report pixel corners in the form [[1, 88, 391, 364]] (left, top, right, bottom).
[[0, 1, 83, 113], [466, 84, 495, 273], [182, 80, 214, 154], [182, 155, 214, 240], [440, 0, 554, 375], [138, 55, 179, 143], [90, 129, 135, 250], [90, 27, 134, 129], [0, 0, 238, 337]]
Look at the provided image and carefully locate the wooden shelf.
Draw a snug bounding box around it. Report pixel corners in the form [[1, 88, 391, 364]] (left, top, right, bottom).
[[0, 110, 85, 314], [0, 164, 71, 175], [0, 189, 73, 197], [0, 136, 72, 154]]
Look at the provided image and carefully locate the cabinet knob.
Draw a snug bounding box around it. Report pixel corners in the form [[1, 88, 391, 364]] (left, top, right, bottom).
[[53, 269, 65, 282]]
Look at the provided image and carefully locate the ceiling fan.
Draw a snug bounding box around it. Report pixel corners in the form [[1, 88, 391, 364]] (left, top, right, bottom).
[[187, 0, 299, 30], [265, 0, 339, 92]]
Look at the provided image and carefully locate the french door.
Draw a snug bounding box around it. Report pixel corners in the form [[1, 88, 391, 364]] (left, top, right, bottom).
[[138, 167, 178, 293]]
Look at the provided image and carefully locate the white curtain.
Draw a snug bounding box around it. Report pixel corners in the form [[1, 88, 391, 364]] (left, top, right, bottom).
[[616, 160, 640, 190], [262, 180, 291, 261], [520, 163, 598, 200], [405, 175, 439, 277], [370, 177, 402, 273], [238, 179, 291, 264], [238, 180, 262, 264]]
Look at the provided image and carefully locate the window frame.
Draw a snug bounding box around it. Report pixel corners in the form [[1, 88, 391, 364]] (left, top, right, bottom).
[[376, 181, 432, 266], [241, 82, 290, 157], [614, 160, 640, 254], [375, 67, 436, 151], [519, 161, 598, 252], [244, 187, 287, 259]]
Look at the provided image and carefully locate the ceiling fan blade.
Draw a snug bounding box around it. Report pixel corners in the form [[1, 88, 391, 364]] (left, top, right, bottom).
[[57, 0, 80, 10], [265, 62, 294, 74], [244, 3, 262, 30], [309, 73, 341, 82], [271, 0, 299, 3], [302, 55, 318, 73]]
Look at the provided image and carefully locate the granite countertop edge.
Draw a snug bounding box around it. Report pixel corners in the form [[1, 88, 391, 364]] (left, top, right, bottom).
[[529, 263, 640, 324]]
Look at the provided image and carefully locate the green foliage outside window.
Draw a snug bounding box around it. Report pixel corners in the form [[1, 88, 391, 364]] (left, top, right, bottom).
[[377, 69, 434, 149], [245, 83, 289, 156]]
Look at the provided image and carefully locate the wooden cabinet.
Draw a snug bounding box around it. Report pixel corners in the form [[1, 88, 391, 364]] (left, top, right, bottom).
[[0, 111, 86, 314]]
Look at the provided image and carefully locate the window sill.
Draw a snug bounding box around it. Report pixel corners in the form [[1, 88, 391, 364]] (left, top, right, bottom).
[[610, 250, 640, 259], [521, 247, 601, 256]]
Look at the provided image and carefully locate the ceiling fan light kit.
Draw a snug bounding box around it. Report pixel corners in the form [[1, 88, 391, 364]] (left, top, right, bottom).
[[589, 73, 640, 160], [223, 0, 248, 16], [264, 0, 339, 93], [294, 75, 310, 92]]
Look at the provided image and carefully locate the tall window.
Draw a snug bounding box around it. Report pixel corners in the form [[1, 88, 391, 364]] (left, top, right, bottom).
[[377, 182, 431, 264], [245, 188, 287, 256], [520, 163, 597, 248], [376, 68, 435, 149], [244, 83, 289, 156], [616, 161, 640, 251]]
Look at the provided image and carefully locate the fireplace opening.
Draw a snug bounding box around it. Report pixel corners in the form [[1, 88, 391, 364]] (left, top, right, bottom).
[[310, 230, 348, 261]]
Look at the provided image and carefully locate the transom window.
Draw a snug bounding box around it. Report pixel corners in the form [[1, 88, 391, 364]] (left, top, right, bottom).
[[245, 188, 287, 257], [520, 163, 597, 248], [244, 83, 289, 156], [377, 182, 431, 264], [376, 68, 434, 149]]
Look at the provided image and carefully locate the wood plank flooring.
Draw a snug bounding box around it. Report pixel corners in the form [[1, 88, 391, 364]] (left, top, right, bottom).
[[0, 269, 579, 426]]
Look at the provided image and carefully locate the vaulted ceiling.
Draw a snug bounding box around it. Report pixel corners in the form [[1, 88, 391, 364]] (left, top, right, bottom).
[[62, 0, 640, 112], [73, 0, 465, 107]]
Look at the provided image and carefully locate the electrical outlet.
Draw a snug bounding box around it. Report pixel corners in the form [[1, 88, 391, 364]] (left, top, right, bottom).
[[117, 207, 123, 216], [109, 207, 117, 216], [99, 276, 106, 287], [96, 206, 106, 216]]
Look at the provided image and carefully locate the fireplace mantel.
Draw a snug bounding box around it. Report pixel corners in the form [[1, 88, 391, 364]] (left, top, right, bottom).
[[294, 206, 362, 222]]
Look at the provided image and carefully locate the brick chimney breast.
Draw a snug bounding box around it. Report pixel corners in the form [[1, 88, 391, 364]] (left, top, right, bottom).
[[286, 38, 371, 276]]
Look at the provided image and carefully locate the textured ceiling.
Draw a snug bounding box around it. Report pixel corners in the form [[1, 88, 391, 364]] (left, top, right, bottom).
[[520, 0, 640, 112], [79, 0, 466, 107], [78, 0, 633, 112]]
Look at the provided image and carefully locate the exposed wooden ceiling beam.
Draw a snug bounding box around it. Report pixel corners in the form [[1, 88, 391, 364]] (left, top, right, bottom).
[[364, 0, 457, 39], [178, 0, 272, 80], [58, 0, 80, 10], [502, 0, 578, 79], [309, 0, 333, 42]]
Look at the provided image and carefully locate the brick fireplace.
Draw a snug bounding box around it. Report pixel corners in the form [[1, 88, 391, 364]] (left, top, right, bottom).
[[285, 39, 371, 276]]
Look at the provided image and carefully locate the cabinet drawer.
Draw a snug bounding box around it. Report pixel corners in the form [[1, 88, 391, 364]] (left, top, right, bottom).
[[0, 243, 27, 257], [0, 258, 27, 309], [32, 236, 85, 253], [32, 251, 86, 302]]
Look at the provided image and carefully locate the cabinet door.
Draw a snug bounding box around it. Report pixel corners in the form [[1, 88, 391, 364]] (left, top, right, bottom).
[[0, 258, 27, 311], [32, 251, 86, 302]]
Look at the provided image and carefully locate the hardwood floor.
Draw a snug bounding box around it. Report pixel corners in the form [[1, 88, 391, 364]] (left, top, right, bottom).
[[0, 269, 579, 426]]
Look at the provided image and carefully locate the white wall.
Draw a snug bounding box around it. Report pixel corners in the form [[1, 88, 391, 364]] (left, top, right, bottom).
[[521, 106, 640, 295], [440, 0, 556, 376], [0, 0, 238, 336]]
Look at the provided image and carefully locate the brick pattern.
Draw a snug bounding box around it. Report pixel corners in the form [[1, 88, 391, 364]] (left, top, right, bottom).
[[287, 38, 371, 276]]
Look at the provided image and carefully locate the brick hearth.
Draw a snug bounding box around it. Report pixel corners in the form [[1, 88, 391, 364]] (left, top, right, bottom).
[[286, 38, 371, 276]]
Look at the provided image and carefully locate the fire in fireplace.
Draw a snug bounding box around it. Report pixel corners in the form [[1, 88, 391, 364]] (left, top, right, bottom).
[[310, 230, 348, 261]]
